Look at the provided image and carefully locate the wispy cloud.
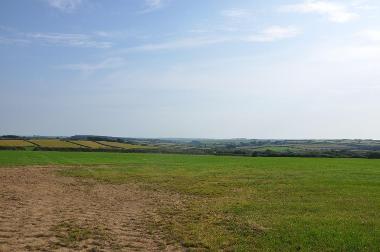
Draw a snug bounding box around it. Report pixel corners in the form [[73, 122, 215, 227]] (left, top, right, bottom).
[[125, 37, 230, 52], [246, 26, 300, 42], [44, 0, 84, 12], [221, 8, 251, 19], [120, 26, 300, 53], [27, 32, 112, 48], [140, 0, 165, 13], [59, 57, 125, 74], [280, 1, 359, 23], [0, 36, 30, 45], [0, 28, 112, 48]]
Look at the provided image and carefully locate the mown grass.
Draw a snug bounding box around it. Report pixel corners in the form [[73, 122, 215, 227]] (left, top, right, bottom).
[[0, 151, 379, 251]]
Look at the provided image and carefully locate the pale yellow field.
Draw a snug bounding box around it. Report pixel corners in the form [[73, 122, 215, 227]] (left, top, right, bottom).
[[70, 141, 111, 149], [0, 140, 34, 147], [98, 141, 155, 149], [29, 140, 83, 148]]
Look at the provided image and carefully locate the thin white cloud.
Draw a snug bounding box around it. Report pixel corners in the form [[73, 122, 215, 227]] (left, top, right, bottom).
[[0, 36, 30, 45], [280, 1, 359, 23], [44, 0, 84, 12], [125, 37, 230, 52], [27, 32, 112, 48], [60, 57, 125, 74], [120, 26, 300, 53], [0, 28, 112, 48], [221, 9, 251, 19], [246, 26, 300, 42], [140, 0, 164, 13]]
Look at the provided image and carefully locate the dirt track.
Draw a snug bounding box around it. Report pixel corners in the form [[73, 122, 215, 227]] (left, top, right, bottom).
[[0, 167, 181, 252]]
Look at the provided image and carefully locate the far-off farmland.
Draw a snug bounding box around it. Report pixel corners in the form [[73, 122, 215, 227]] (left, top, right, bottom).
[[0, 151, 379, 251]]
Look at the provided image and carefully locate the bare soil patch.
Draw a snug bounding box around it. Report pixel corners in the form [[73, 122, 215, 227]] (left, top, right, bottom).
[[0, 167, 181, 252]]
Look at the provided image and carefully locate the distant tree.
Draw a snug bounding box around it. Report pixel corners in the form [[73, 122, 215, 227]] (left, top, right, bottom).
[[251, 152, 259, 157], [1, 135, 21, 139], [368, 152, 380, 159], [226, 144, 235, 149], [191, 140, 202, 146]]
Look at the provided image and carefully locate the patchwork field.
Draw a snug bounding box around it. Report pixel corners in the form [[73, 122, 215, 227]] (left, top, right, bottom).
[[98, 141, 156, 149], [0, 139, 155, 151], [69, 140, 112, 149], [0, 151, 379, 251], [0, 140, 34, 147], [29, 139, 84, 148]]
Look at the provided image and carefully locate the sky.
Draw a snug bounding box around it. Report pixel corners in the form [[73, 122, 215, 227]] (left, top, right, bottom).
[[0, 0, 380, 139]]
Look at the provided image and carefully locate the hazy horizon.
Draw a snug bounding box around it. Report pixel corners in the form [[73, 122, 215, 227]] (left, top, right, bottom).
[[1, 134, 379, 141], [1, 0, 380, 139]]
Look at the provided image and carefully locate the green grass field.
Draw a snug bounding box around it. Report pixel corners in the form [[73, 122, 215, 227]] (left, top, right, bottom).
[[0, 150, 379, 251]]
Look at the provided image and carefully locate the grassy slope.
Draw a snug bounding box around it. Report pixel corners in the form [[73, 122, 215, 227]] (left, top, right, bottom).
[[0, 151, 379, 251]]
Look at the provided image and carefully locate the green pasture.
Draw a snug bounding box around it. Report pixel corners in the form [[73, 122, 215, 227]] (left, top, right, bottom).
[[0, 151, 379, 251]]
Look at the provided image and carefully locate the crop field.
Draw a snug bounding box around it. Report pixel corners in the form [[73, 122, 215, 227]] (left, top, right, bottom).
[[29, 139, 84, 148], [0, 138, 156, 151], [69, 140, 112, 149], [0, 140, 34, 147], [98, 141, 155, 149], [0, 151, 379, 251]]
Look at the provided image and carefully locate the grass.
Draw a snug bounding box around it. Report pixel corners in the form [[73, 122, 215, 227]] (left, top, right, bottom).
[[29, 139, 83, 148], [52, 221, 107, 249], [0, 150, 379, 251], [0, 140, 34, 147]]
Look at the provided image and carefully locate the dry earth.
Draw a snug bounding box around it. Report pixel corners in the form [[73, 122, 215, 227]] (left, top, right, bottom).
[[0, 167, 182, 252]]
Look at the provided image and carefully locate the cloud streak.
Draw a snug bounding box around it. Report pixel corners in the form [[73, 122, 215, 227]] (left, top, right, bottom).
[[221, 9, 251, 19], [280, 1, 359, 23], [140, 0, 165, 13], [125, 37, 230, 52], [0, 28, 112, 48], [120, 26, 300, 53], [44, 0, 84, 12], [27, 32, 112, 48], [246, 26, 299, 42], [60, 57, 126, 74]]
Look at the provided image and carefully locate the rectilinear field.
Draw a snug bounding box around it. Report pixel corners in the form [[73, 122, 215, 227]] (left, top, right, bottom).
[[0, 151, 379, 251]]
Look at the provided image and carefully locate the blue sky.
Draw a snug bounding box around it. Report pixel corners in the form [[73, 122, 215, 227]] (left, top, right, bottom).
[[1, 0, 380, 139]]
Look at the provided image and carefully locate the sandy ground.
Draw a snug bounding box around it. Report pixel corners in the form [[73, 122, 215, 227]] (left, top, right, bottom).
[[0, 167, 181, 252]]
